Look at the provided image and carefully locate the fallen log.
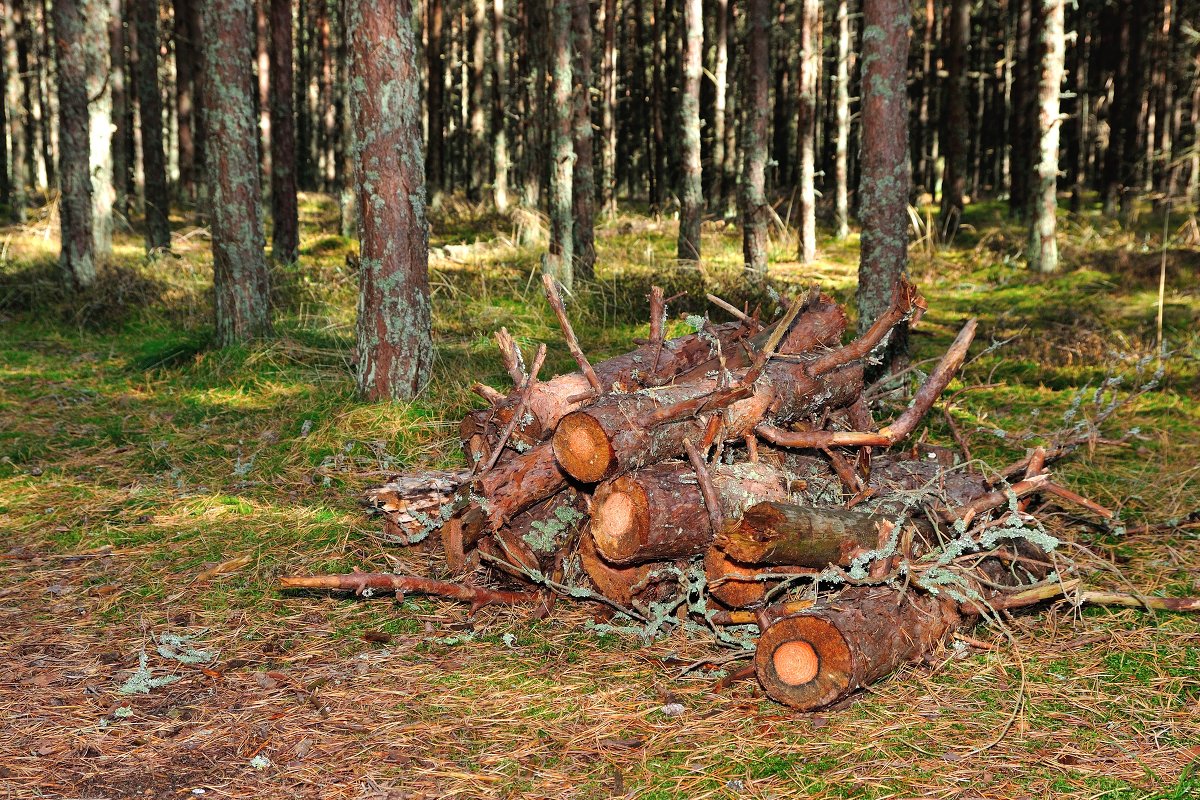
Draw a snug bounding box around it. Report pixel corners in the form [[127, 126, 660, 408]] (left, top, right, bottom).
[[753, 586, 961, 709], [589, 460, 790, 565], [715, 501, 931, 567]]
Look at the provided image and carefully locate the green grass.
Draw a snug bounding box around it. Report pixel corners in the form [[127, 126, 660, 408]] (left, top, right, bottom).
[[0, 194, 1198, 798]]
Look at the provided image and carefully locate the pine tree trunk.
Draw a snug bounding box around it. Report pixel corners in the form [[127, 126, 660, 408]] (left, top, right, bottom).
[[426, 0, 445, 207], [833, 0, 850, 239], [711, 0, 729, 210], [570, 0, 595, 279], [13, 0, 35, 203], [133, 0, 171, 249], [347, 0, 433, 401], [1009, 0, 1033, 218], [317, 0, 335, 190], [1026, 0, 1063, 272], [796, 0, 818, 264], [0, 15, 8, 209], [598, 0, 616, 215], [856, 0, 910, 373], [52, 0, 99, 287], [36, 0, 55, 189], [200, 0, 271, 344], [87, 0, 113, 257], [490, 0, 508, 210], [109, 0, 131, 216], [937, 0, 969, 239], [915, 0, 935, 196], [172, 0, 197, 201], [255, 0, 271, 191], [741, 0, 770, 276], [1116, 0, 1145, 225], [468, 0, 486, 200], [676, 0, 702, 261], [269, 0, 298, 262], [337, 0, 356, 237], [4, 5, 27, 218], [545, 0, 574, 289]]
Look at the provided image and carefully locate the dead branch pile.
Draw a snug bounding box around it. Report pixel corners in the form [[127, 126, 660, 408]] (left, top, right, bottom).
[[282, 277, 1188, 710]]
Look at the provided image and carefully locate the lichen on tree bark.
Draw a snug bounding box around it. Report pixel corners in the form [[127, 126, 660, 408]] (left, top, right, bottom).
[[347, 0, 433, 401]]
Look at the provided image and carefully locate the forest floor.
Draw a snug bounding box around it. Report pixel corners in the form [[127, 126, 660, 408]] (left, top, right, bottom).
[[0, 195, 1198, 799]]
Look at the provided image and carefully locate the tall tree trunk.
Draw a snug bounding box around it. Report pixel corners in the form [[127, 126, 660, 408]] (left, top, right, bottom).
[[468, 0, 486, 200], [937, 0, 969, 238], [87, 0, 113, 257], [570, 0, 595, 278], [52, 0, 96, 286], [36, 0, 55, 189], [1066, 1, 1088, 213], [256, 0, 271, 191], [857, 0, 911, 374], [0, 12, 8, 209], [133, 0, 171, 249], [347, 0, 433, 400], [676, 0, 702, 261], [711, 0, 729, 210], [832, 0, 850, 239], [741, 0, 770, 276], [11, 0, 34, 213], [545, 0, 574, 288], [269, 0, 298, 261], [1027, 0, 1063, 272], [109, 0, 131, 217], [317, 0, 335, 190], [172, 0, 197, 200], [491, 0, 508, 210], [1009, 0, 1033, 217], [796, 0, 817, 263], [916, 0, 936, 196], [3, 7, 21, 217], [649, 0, 666, 209], [337, 0, 356, 236], [200, 0, 271, 344], [426, 0, 445, 207], [1116, 0, 1145, 225], [598, 0, 616, 215]]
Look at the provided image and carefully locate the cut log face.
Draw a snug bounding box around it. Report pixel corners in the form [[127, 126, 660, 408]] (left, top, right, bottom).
[[705, 547, 773, 608], [754, 588, 961, 710]]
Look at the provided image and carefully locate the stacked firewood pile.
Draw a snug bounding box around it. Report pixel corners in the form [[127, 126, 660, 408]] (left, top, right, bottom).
[[282, 276, 1187, 710]]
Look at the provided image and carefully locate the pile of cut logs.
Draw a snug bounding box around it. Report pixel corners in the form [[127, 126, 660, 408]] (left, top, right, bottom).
[[282, 276, 1169, 710]]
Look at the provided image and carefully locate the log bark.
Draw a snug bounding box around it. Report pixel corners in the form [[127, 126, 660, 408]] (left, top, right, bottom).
[[552, 360, 863, 484], [578, 528, 652, 606], [754, 587, 961, 709], [590, 460, 790, 564], [279, 572, 537, 611], [716, 501, 927, 567]]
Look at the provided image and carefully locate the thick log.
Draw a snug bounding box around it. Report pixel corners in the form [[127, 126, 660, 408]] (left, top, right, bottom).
[[716, 501, 919, 567], [754, 587, 961, 709], [590, 460, 790, 564], [703, 548, 818, 608], [578, 527, 653, 606], [553, 360, 864, 483]]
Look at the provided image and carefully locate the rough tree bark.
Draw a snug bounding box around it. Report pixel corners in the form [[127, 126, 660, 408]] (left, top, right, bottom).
[[1027, 0, 1064, 272], [133, 0, 171, 250], [833, 0, 850, 239], [598, 0, 616, 216], [0, 16, 7, 209], [711, 0, 730, 210], [86, 0, 113, 258], [741, 0, 771, 275], [269, 0, 299, 262], [938, 0, 970, 239], [52, 0, 104, 287], [570, 0, 595, 278], [200, 0, 272, 343], [4, 2, 29, 218], [545, 0, 574, 289], [469, 0, 487, 200], [796, 0, 818, 264], [676, 0, 702, 261], [856, 0, 911, 374], [347, 0, 433, 401], [255, 0, 270, 190], [109, 0, 130, 216]]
